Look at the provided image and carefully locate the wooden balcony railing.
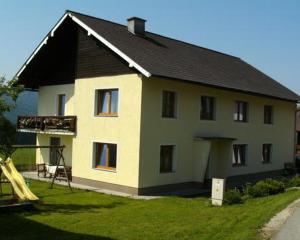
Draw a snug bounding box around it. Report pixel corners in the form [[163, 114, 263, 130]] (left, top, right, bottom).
[[17, 116, 77, 134]]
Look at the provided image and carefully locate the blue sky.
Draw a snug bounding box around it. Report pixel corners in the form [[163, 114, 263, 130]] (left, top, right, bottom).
[[0, 0, 299, 94]]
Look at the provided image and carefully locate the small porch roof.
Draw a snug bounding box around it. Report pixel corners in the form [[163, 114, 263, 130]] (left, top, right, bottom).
[[193, 136, 236, 141]]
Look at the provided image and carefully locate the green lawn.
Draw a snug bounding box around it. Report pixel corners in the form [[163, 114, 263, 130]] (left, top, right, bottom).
[[1, 180, 300, 240], [1, 148, 36, 166]]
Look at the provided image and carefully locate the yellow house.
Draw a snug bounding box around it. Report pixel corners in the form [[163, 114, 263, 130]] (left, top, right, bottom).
[[16, 11, 299, 194]]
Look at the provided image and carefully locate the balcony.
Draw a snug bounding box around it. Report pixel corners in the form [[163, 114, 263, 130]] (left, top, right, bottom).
[[17, 116, 77, 135]]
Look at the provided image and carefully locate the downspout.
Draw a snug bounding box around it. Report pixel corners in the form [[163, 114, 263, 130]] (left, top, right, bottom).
[[294, 107, 299, 161]]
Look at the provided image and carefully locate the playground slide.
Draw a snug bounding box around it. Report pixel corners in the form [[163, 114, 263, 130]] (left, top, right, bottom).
[[0, 158, 38, 201]]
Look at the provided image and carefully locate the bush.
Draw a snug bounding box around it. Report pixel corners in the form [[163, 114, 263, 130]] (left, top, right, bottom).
[[265, 178, 285, 194], [247, 181, 270, 197], [287, 177, 300, 188], [247, 178, 285, 198], [224, 189, 243, 205]]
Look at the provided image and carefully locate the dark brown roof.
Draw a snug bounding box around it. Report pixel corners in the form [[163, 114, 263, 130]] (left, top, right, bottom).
[[17, 10, 300, 102], [69, 11, 299, 102]]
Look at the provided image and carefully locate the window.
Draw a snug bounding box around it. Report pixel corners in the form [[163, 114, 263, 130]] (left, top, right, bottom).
[[264, 105, 273, 124], [297, 132, 300, 145], [232, 144, 247, 166], [262, 144, 272, 163], [200, 96, 215, 120], [96, 89, 118, 116], [95, 143, 117, 170], [234, 101, 248, 122], [162, 91, 177, 118], [160, 145, 175, 173], [57, 94, 66, 116]]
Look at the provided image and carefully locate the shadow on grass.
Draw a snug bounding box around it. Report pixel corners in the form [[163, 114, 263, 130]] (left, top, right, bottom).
[[0, 214, 114, 240], [36, 190, 84, 199], [179, 192, 211, 199], [31, 201, 125, 214]]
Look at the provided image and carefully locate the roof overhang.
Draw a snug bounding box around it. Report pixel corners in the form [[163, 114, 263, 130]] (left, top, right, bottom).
[[15, 11, 151, 80]]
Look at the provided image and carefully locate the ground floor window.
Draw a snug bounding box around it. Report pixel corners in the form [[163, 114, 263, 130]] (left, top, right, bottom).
[[49, 137, 61, 165], [262, 144, 272, 163], [160, 145, 175, 173], [232, 144, 247, 166], [94, 143, 117, 170]]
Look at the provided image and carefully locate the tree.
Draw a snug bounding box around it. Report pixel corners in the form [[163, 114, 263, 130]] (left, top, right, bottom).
[[0, 76, 23, 113], [0, 76, 23, 158]]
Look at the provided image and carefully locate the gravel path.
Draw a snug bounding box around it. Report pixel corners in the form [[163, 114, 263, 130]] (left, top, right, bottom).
[[260, 196, 300, 239], [273, 206, 300, 240]]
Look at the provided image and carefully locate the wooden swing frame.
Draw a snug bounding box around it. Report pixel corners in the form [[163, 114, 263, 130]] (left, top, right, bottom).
[[9, 145, 72, 191]]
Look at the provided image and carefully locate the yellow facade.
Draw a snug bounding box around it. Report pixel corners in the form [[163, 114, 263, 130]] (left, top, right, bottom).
[[36, 74, 296, 190], [38, 84, 75, 116], [71, 74, 142, 188], [139, 76, 296, 188], [36, 84, 75, 167]]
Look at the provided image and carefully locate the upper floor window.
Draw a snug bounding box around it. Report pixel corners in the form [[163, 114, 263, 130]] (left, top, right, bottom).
[[232, 144, 247, 166], [162, 91, 177, 118], [234, 101, 248, 122], [97, 89, 118, 116], [160, 145, 175, 173], [262, 144, 272, 163], [94, 142, 117, 170], [264, 105, 273, 124], [200, 96, 215, 120], [57, 94, 66, 116]]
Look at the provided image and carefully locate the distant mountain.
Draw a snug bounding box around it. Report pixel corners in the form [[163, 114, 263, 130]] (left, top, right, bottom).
[[4, 90, 38, 124], [3, 90, 38, 144]]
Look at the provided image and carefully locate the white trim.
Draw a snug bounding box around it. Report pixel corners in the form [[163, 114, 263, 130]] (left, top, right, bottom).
[[16, 12, 151, 79], [16, 13, 71, 78], [69, 14, 151, 77], [17, 129, 75, 136], [51, 13, 69, 37]]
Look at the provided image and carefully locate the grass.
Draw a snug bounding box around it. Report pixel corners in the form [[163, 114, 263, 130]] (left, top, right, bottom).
[[1, 180, 300, 240], [0, 148, 36, 166]]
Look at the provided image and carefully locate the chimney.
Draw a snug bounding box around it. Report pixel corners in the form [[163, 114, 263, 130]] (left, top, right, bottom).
[[127, 17, 146, 35]]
